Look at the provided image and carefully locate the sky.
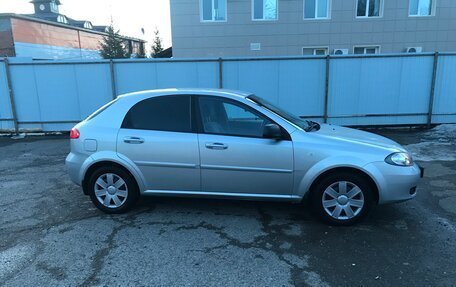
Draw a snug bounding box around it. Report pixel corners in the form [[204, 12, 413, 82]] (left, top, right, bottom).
[[0, 0, 172, 51]]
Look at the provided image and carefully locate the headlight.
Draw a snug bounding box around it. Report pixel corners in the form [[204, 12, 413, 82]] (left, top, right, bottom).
[[385, 152, 414, 166]]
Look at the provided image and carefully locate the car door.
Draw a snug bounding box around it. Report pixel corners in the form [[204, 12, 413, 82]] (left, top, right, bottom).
[[196, 96, 294, 197], [117, 95, 200, 191]]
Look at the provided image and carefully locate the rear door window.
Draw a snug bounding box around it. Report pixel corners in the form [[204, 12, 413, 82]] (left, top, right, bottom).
[[122, 95, 192, 132]]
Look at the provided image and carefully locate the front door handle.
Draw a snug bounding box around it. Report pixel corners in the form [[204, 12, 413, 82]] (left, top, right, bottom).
[[123, 136, 144, 144], [205, 142, 228, 150]]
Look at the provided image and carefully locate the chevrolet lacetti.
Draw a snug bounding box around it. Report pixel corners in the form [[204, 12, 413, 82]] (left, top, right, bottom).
[[65, 89, 423, 225]]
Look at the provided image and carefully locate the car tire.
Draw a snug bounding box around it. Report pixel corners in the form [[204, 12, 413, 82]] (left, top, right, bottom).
[[87, 166, 139, 214], [311, 172, 375, 226]]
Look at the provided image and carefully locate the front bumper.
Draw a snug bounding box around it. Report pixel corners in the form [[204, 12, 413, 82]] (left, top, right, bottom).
[[364, 162, 422, 204]]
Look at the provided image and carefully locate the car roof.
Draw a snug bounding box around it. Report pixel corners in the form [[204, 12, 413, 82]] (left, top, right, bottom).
[[117, 88, 252, 100]]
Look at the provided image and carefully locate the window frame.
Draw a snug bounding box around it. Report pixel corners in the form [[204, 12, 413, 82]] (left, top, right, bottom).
[[303, 0, 332, 20], [252, 0, 279, 21], [355, 0, 383, 19], [200, 0, 228, 23], [302, 46, 329, 56], [194, 95, 291, 140], [408, 0, 436, 17], [353, 45, 381, 55], [121, 95, 195, 134]]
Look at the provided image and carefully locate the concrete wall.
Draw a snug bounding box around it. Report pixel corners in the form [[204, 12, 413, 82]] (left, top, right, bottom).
[[0, 54, 455, 132], [170, 0, 456, 57]]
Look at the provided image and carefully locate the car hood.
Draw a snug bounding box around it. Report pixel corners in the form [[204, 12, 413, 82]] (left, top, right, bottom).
[[312, 124, 406, 152]]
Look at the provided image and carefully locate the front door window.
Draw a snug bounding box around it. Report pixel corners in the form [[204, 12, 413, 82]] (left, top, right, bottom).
[[198, 97, 271, 138]]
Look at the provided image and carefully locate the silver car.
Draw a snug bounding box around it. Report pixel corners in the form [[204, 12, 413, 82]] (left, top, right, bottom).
[[65, 88, 423, 225]]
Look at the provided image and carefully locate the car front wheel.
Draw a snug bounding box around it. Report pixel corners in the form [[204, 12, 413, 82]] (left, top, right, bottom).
[[311, 172, 375, 226], [87, 166, 139, 214]]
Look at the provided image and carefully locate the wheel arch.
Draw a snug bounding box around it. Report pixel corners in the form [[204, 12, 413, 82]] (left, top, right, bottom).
[[304, 167, 379, 204], [82, 160, 144, 195]]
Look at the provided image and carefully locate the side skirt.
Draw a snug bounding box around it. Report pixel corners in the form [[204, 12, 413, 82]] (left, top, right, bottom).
[[142, 190, 302, 202]]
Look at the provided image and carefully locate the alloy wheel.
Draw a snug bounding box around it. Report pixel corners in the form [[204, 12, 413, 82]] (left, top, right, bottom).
[[94, 173, 129, 208], [322, 181, 365, 220]]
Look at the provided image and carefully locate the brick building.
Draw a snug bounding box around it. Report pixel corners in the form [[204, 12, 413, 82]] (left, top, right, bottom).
[[0, 0, 145, 59]]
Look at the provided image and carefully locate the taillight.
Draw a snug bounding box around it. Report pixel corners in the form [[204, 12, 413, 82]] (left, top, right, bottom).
[[70, 128, 80, 139]]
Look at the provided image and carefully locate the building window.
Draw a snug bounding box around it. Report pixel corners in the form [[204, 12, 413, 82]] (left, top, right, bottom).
[[50, 2, 58, 12], [252, 0, 278, 20], [304, 0, 330, 19], [356, 0, 382, 18], [84, 22, 93, 29], [303, 47, 329, 55], [354, 46, 380, 54], [57, 15, 68, 24], [409, 0, 435, 16], [200, 0, 226, 22]]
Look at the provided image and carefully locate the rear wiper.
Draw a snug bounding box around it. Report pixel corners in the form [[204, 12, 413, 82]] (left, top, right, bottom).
[[304, 120, 320, 132]]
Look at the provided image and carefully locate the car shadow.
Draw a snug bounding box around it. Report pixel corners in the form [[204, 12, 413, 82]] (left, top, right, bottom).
[[133, 195, 414, 228]]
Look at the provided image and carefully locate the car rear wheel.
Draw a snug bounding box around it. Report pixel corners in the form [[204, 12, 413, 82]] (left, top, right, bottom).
[[87, 166, 139, 214], [311, 172, 374, 226]]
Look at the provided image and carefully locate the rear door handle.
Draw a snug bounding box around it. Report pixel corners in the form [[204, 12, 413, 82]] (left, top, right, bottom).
[[205, 142, 228, 150], [123, 136, 144, 144]]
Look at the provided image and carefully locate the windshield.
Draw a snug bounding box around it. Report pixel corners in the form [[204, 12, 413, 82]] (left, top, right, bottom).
[[247, 95, 312, 131]]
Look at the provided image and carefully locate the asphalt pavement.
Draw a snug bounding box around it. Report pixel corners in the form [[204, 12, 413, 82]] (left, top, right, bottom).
[[0, 126, 455, 286]]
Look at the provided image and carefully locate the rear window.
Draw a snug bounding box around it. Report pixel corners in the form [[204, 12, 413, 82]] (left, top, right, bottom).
[[85, 99, 117, 121], [121, 95, 191, 132]]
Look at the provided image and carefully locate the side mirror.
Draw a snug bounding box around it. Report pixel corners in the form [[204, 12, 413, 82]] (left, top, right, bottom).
[[263, 124, 282, 140]]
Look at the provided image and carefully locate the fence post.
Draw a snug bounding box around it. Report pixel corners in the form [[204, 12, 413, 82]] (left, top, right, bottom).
[[323, 55, 330, 123], [218, 58, 223, 89], [427, 52, 439, 129], [4, 58, 19, 134], [109, 59, 117, 99]]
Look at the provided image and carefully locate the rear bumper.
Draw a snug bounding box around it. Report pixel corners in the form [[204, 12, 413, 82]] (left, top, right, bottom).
[[364, 162, 422, 204], [65, 152, 89, 186]]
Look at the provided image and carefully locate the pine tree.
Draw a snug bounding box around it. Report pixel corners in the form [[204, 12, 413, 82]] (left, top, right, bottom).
[[99, 25, 130, 59], [151, 28, 164, 58]]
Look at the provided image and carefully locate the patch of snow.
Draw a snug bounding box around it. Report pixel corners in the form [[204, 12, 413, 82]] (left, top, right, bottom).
[[405, 124, 456, 162], [23, 132, 46, 136], [11, 133, 26, 140], [0, 131, 64, 139]]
